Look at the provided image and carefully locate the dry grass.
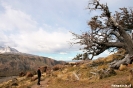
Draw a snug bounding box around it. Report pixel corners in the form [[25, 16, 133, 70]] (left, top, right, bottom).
[[47, 68, 133, 88], [47, 77, 91, 88], [0, 74, 47, 88], [46, 50, 132, 88], [1, 49, 132, 88], [1, 65, 132, 88]]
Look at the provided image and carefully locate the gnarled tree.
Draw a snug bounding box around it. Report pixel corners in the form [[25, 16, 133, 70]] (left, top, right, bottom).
[[72, 0, 133, 69]]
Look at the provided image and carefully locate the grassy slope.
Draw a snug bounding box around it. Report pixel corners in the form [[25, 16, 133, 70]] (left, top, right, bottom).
[[47, 65, 133, 88], [1, 49, 133, 88]]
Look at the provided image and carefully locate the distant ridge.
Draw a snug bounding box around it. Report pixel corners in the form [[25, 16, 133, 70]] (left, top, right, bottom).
[[0, 46, 66, 76]]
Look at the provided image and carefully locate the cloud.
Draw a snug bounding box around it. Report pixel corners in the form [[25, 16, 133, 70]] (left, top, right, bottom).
[[0, 1, 80, 55], [0, 2, 37, 32], [0, 32, 15, 46], [1, 0, 132, 61], [10, 26, 76, 54], [59, 52, 67, 55]]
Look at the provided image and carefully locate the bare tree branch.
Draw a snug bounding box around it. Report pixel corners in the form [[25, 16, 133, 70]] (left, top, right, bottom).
[[71, 0, 133, 60]]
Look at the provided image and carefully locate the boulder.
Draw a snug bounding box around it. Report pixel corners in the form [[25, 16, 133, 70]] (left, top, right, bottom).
[[119, 64, 127, 71], [46, 67, 52, 76], [52, 64, 64, 71], [40, 66, 47, 73], [26, 72, 33, 78], [19, 72, 26, 77]]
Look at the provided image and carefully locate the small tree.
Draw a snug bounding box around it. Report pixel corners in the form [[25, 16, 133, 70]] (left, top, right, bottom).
[[73, 53, 89, 60], [72, 0, 133, 69], [73, 54, 82, 60]]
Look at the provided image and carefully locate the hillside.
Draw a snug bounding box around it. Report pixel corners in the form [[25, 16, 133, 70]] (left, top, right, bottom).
[[0, 49, 133, 88], [0, 53, 65, 76]]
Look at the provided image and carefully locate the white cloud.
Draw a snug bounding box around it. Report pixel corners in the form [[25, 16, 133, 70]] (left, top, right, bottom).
[[10, 27, 75, 54], [59, 52, 67, 55], [0, 31, 15, 46], [0, 2, 79, 55], [0, 2, 37, 32], [0, 0, 132, 61]]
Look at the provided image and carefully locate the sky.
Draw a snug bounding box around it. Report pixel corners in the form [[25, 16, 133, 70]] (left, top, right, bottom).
[[0, 0, 133, 61]]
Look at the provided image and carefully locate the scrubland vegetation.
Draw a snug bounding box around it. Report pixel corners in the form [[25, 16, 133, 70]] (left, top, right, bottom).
[[0, 49, 133, 88]]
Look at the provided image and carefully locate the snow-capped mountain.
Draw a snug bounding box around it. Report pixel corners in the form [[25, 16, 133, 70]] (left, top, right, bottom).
[[0, 46, 19, 53]]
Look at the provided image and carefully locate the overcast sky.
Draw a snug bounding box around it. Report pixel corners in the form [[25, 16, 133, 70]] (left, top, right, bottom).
[[0, 0, 132, 61]]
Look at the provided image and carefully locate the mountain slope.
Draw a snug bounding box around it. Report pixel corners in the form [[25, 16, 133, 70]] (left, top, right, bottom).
[[0, 53, 65, 76]]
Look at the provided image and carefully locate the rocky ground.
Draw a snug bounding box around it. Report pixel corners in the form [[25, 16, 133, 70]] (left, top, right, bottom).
[[0, 50, 133, 88], [30, 67, 133, 88]]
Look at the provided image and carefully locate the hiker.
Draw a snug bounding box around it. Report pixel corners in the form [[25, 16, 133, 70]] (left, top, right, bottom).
[[37, 67, 41, 85]]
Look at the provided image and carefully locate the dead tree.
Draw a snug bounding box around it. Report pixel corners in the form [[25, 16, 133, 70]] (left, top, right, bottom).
[[72, 0, 133, 69]]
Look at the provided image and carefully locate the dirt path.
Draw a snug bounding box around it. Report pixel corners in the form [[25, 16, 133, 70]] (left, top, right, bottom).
[[31, 78, 49, 88]]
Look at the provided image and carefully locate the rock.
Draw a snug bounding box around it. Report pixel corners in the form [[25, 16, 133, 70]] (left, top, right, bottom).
[[119, 64, 127, 71], [40, 66, 47, 73], [11, 78, 18, 87], [19, 72, 26, 77], [52, 64, 64, 71], [46, 67, 52, 76], [73, 65, 77, 67], [26, 72, 33, 78]]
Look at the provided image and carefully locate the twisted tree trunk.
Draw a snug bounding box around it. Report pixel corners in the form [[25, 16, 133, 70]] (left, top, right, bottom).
[[110, 54, 133, 69]]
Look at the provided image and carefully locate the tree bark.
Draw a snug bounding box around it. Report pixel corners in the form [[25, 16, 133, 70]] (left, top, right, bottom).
[[109, 54, 133, 69], [110, 16, 133, 55]]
